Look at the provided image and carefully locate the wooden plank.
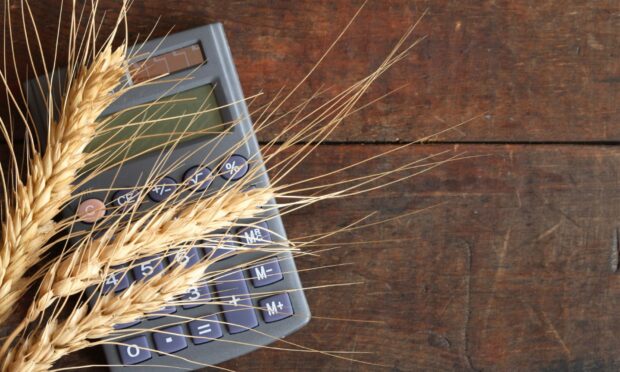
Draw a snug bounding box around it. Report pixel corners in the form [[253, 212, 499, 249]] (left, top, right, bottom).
[[46, 144, 620, 370], [1, 1, 618, 143]]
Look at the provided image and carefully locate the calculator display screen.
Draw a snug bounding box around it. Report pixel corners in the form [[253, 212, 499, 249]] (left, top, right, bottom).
[[86, 84, 225, 168]]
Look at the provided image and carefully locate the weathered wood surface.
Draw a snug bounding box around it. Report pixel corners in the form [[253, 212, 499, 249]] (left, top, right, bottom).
[[1, 1, 619, 371], [1, 0, 618, 142], [51, 144, 620, 371]]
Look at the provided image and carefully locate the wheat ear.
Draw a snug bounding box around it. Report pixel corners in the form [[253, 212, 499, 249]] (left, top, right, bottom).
[[0, 45, 127, 323], [1, 254, 220, 372], [28, 187, 273, 320]]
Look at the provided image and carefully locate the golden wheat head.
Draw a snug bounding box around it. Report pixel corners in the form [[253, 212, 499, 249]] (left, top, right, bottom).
[[0, 45, 127, 323]]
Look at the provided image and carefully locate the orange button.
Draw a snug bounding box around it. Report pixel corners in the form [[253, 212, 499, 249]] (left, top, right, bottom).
[[77, 198, 106, 223]]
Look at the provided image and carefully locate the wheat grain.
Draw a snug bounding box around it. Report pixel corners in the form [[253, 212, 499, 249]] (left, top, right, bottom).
[[0, 45, 127, 323]]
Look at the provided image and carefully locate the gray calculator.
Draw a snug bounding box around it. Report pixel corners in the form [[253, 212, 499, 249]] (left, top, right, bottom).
[[25, 23, 310, 370]]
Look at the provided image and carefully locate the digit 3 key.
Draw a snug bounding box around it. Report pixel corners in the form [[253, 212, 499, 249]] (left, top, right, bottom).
[[25, 23, 311, 370]]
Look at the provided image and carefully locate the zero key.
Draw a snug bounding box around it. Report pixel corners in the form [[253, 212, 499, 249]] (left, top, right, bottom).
[[117, 335, 151, 365]]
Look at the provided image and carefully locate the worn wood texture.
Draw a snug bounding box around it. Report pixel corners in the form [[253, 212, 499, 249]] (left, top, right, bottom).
[[221, 144, 620, 371], [1, 0, 618, 142], [1, 1, 619, 371]]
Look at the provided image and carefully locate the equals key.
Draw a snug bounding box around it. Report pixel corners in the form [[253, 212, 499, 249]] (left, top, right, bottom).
[[188, 315, 223, 344]]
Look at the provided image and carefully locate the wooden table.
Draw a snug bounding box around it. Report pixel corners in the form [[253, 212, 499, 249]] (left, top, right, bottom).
[[3, 1, 620, 370]]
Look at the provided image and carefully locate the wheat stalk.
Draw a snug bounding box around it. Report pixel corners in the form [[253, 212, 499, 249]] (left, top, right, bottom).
[[0, 253, 221, 372], [0, 44, 127, 323]]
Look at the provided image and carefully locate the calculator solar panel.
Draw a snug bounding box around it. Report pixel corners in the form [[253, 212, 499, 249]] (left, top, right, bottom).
[[25, 23, 311, 370]]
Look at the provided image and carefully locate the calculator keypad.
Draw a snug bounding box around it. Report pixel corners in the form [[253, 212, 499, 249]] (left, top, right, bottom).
[[98, 216, 301, 367], [80, 152, 303, 366], [115, 257, 297, 363]]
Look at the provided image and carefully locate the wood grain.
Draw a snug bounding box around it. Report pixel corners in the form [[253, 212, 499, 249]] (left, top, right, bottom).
[[1, 0, 618, 142], [50, 144, 620, 371]]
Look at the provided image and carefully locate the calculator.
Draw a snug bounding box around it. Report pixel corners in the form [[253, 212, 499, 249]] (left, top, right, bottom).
[[25, 23, 311, 370]]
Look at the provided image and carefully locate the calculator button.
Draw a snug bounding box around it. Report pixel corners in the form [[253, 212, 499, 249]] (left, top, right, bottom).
[[183, 166, 212, 191], [76, 198, 106, 223], [259, 293, 294, 323], [118, 335, 151, 365], [188, 315, 223, 344], [220, 155, 249, 181], [152, 325, 188, 354], [215, 270, 258, 334], [133, 256, 165, 281], [148, 177, 177, 202], [238, 222, 272, 247], [248, 259, 283, 287], [204, 236, 236, 260], [102, 270, 130, 294], [147, 306, 177, 320], [182, 284, 211, 309], [114, 320, 141, 330], [169, 248, 201, 268], [112, 189, 139, 209]]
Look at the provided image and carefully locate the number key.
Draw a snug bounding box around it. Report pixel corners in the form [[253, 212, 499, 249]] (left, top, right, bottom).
[[132, 256, 165, 281], [182, 284, 211, 309], [169, 248, 201, 268], [102, 269, 130, 294], [117, 335, 151, 365]]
